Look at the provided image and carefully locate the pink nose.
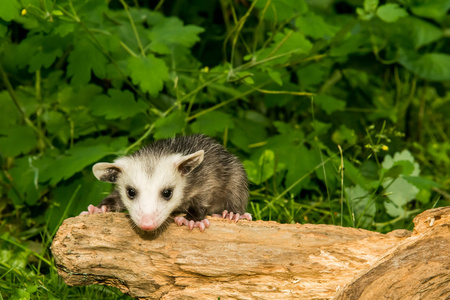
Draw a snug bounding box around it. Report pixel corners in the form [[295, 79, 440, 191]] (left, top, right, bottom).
[[139, 215, 157, 231]]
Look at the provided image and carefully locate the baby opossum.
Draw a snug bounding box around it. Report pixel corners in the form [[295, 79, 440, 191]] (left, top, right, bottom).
[[80, 134, 251, 233]]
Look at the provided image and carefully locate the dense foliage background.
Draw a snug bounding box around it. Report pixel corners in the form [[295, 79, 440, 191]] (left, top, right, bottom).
[[1, 0, 449, 298]]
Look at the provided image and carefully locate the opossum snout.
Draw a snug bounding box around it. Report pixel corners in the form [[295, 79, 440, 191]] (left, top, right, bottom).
[[138, 214, 158, 231]]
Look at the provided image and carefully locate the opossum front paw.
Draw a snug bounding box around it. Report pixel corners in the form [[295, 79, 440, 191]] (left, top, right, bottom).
[[212, 210, 253, 222], [79, 204, 108, 216], [174, 216, 210, 232]]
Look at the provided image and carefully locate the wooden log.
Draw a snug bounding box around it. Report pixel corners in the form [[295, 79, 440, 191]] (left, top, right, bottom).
[[51, 207, 450, 299]]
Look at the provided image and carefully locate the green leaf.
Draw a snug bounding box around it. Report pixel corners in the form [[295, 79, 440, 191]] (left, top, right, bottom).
[[153, 110, 186, 139], [128, 55, 169, 97], [267, 70, 282, 86], [42, 111, 70, 143], [190, 111, 235, 136], [243, 150, 275, 184], [330, 34, 370, 57], [28, 35, 64, 72], [39, 137, 128, 185], [364, 0, 379, 12], [0, 23, 8, 38], [257, 29, 313, 64], [398, 17, 443, 49], [7, 156, 42, 206], [314, 95, 346, 115], [346, 185, 375, 226], [398, 50, 450, 81], [67, 39, 107, 86], [382, 150, 420, 176], [254, 0, 308, 22], [90, 89, 146, 120], [0, 0, 20, 21], [295, 12, 336, 39], [383, 177, 419, 217], [148, 17, 204, 54], [0, 126, 37, 157], [410, 0, 450, 22], [0, 91, 21, 128], [376, 3, 408, 23]]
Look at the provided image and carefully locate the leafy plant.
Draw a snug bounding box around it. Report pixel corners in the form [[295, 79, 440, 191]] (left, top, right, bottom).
[[0, 0, 449, 297]]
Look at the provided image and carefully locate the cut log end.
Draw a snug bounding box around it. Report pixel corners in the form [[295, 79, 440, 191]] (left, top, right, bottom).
[[51, 207, 450, 299]]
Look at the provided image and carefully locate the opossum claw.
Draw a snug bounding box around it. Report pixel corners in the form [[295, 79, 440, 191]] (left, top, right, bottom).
[[222, 210, 228, 219], [214, 210, 252, 222], [79, 204, 108, 216], [174, 216, 210, 232], [240, 212, 252, 221]]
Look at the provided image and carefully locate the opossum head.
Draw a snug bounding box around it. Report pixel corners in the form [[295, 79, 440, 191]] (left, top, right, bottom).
[[92, 150, 204, 231]]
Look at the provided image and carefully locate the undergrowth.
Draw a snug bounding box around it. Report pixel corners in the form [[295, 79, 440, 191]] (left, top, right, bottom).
[[0, 0, 449, 298]]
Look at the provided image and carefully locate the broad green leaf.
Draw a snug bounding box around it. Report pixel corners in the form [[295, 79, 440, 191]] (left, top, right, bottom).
[[295, 12, 336, 39], [364, 0, 379, 12], [0, 0, 20, 21], [128, 55, 169, 97], [153, 110, 186, 139], [67, 39, 107, 86], [42, 111, 70, 143], [283, 146, 318, 195], [39, 137, 128, 185], [0, 126, 36, 157], [376, 3, 408, 23], [397, 17, 443, 49], [383, 177, 419, 217], [398, 50, 450, 81], [229, 118, 267, 153], [254, 0, 308, 22], [28, 35, 64, 72], [243, 150, 275, 184], [148, 17, 204, 54], [297, 64, 329, 89], [382, 150, 420, 176], [267, 70, 282, 86], [7, 156, 42, 206], [404, 176, 441, 189], [243, 160, 259, 184], [410, 0, 450, 22], [90, 89, 147, 120], [330, 34, 370, 57], [314, 95, 346, 115], [257, 29, 313, 63], [258, 149, 275, 183], [0, 23, 7, 37], [190, 111, 235, 136], [346, 185, 375, 226], [0, 91, 21, 128]]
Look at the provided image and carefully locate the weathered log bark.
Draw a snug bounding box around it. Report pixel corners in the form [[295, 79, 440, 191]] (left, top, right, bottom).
[[51, 207, 450, 299]]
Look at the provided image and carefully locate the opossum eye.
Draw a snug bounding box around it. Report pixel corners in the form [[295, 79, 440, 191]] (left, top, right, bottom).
[[161, 188, 173, 200], [126, 187, 137, 199]]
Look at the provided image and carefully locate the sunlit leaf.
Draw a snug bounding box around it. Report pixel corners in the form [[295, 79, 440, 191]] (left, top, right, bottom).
[[376, 3, 408, 23], [398, 50, 450, 81], [128, 55, 169, 97]]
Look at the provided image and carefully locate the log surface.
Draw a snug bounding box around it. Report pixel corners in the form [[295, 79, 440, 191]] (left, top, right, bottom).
[[51, 207, 450, 299]]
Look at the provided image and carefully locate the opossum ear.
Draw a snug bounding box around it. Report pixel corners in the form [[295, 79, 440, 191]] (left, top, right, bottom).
[[93, 163, 122, 183], [176, 150, 204, 176]]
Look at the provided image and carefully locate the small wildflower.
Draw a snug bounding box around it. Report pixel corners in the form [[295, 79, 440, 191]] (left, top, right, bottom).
[[201, 66, 209, 73], [381, 145, 389, 151], [21, 9, 27, 16]]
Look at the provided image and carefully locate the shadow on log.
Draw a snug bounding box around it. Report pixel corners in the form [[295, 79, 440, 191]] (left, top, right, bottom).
[[51, 207, 450, 299]]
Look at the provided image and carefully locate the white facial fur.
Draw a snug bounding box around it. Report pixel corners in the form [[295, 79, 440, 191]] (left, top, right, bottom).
[[93, 150, 204, 231]]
